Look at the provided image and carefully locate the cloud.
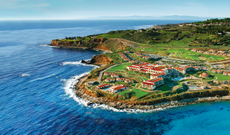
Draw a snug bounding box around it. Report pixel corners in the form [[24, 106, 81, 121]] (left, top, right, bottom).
[[0, 0, 50, 8]]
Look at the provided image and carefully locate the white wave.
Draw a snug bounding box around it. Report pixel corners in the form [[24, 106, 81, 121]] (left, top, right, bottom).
[[61, 60, 99, 68], [30, 74, 55, 82], [20, 73, 30, 77], [39, 44, 50, 46], [63, 71, 179, 113]]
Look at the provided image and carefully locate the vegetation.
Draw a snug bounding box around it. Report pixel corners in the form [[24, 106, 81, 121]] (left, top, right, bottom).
[[54, 18, 230, 107]]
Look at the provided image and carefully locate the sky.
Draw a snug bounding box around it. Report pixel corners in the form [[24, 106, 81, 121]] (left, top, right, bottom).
[[0, 0, 230, 20]]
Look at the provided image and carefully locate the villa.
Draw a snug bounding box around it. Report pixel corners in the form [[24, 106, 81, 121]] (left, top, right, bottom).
[[109, 85, 127, 93], [174, 66, 193, 74], [199, 73, 209, 78], [141, 82, 156, 90], [105, 78, 115, 83], [97, 84, 110, 89], [212, 69, 217, 73], [150, 72, 166, 79], [111, 73, 119, 78]]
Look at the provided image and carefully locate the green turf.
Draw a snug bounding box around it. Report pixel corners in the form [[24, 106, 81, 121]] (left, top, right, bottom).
[[167, 48, 225, 61], [157, 85, 172, 91], [107, 63, 132, 72], [132, 88, 149, 98], [118, 88, 149, 98], [208, 71, 230, 81]]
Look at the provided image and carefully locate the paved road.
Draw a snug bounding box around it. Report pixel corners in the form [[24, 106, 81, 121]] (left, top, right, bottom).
[[207, 59, 230, 65], [98, 64, 119, 83]]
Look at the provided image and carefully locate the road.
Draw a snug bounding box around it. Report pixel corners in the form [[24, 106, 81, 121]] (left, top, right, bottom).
[[97, 64, 119, 83]]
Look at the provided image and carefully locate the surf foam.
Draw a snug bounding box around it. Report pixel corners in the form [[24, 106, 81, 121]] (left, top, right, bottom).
[[63, 71, 178, 113], [61, 60, 99, 68]]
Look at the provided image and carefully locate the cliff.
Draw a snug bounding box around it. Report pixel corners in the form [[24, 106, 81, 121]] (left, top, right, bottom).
[[88, 54, 112, 65], [51, 38, 129, 52]]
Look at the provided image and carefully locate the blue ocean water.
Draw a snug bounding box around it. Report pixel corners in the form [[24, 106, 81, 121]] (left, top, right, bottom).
[[1, 20, 230, 134]]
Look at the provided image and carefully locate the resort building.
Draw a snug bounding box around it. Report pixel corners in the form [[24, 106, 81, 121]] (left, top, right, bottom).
[[105, 78, 115, 83], [147, 78, 164, 87], [199, 73, 209, 78], [150, 72, 166, 79], [174, 66, 193, 74], [150, 68, 165, 74], [97, 84, 110, 89], [212, 70, 217, 73], [141, 82, 156, 90], [111, 73, 119, 78], [142, 78, 164, 90], [109, 85, 127, 93]]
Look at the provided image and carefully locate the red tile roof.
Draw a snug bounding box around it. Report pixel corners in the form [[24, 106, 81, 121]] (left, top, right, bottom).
[[97, 84, 109, 88], [142, 82, 155, 85], [151, 72, 165, 76], [151, 68, 164, 71], [113, 85, 126, 90], [147, 78, 163, 83]]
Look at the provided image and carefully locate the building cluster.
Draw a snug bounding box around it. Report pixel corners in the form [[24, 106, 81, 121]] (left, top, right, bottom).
[[134, 52, 151, 59], [103, 72, 133, 83], [191, 49, 230, 56], [119, 52, 130, 61], [141, 78, 164, 90], [127, 63, 197, 90], [212, 69, 230, 76]]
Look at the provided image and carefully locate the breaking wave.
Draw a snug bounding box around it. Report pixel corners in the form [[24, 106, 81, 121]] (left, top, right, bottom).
[[61, 60, 99, 68], [63, 72, 177, 113], [30, 74, 55, 82], [20, 73, 30, 77]]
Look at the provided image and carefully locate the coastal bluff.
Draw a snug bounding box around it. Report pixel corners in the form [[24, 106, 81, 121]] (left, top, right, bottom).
[[50, 38, 130, 52]]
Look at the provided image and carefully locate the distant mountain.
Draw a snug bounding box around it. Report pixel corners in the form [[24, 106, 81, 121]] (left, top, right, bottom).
[[86, 15, 216, 20]]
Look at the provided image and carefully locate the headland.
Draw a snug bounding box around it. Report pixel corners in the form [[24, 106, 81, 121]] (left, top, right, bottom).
[[50, 18, 230, 111]]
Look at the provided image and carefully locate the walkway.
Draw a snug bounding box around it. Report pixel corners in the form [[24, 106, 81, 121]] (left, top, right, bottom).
[[97, 64, 119, 83]]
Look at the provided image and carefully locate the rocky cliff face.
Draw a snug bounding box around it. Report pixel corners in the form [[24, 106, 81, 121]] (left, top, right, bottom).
[[50, 38, 129, 52], [88, 54, 112, 65]]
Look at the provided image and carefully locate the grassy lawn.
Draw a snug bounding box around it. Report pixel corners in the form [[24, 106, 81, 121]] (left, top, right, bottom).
[[205, 76, 215, 81], [208, 71, 230, 81], [167, 48, 225, 61], [157, 85, 172, 91], [107, 63, 132, 72], [96, 34, 122, 38], [118, 88, 149, 98], [119, 89, 131, 96], [132, 88, 149, 98]]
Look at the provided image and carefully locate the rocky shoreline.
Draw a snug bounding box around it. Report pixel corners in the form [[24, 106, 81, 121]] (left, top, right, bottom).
[[73, 73, 230, 112]]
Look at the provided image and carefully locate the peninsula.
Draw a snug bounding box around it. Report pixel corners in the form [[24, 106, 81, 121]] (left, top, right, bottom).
[[51, 18, 230, 110]]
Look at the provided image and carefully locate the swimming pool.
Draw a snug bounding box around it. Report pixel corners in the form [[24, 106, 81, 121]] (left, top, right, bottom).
[[171, 77, 184, 81], [103, 87, 110, 91], [189, 86, 198, 89]]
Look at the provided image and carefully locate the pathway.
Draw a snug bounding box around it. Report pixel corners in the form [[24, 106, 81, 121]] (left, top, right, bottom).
[[97, 63, 122, 83]]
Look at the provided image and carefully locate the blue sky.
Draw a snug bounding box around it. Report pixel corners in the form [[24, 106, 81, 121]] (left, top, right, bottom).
[[0, 0, 230, 20]]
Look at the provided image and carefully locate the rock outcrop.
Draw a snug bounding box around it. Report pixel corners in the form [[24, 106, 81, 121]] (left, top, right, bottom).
[[88, 55, 112, 65]]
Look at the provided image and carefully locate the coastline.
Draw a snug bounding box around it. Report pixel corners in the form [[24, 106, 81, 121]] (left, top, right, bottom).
[[69, 71, 230, 113], [49, 44, 113, 53], [56, 45, 230, 112]]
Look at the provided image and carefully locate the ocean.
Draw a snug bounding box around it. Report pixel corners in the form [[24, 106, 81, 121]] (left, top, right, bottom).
[[1, 20, 230, 134]]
